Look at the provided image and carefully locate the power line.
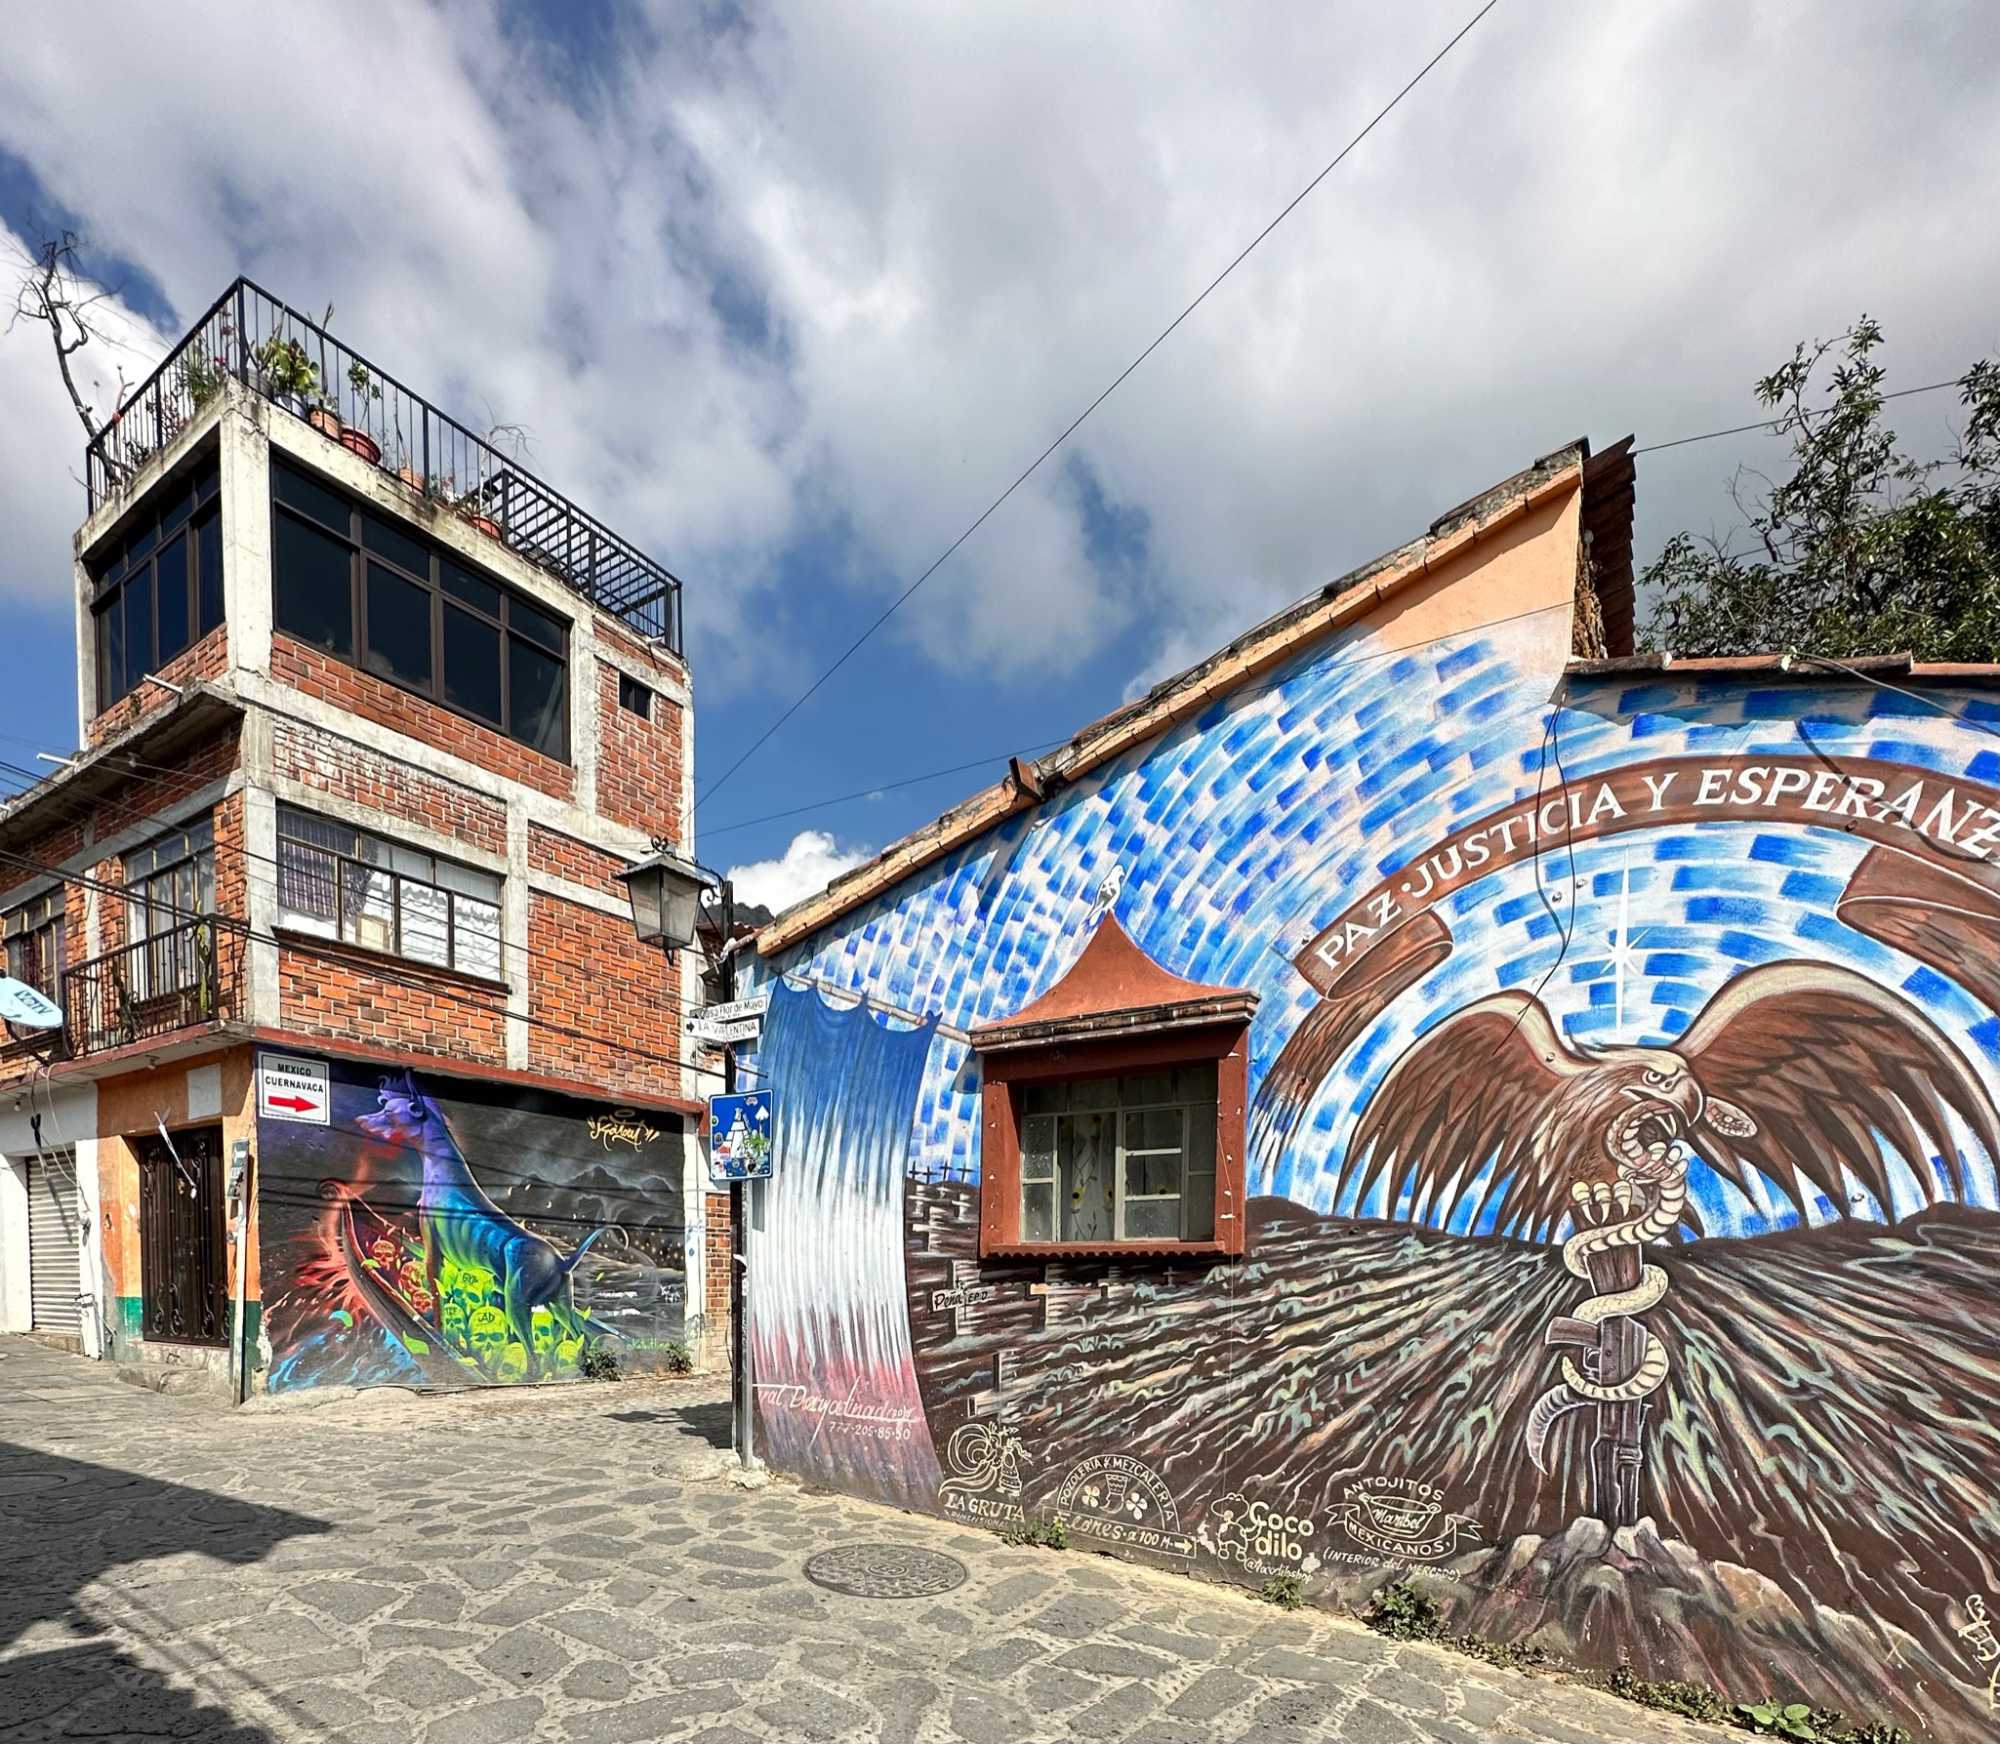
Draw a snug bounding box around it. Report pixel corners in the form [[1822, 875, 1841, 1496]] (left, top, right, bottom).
[[0, 845, 749, 1091], [692, 0, 1506, 814], [1631, 378, 1966, 457]]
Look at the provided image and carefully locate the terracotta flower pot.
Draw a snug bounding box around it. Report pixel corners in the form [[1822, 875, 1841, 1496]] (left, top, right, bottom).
[[462, 512, 502, 540], [339, 427, 383, 465], [306, 405, 342, 440], [395, 464, 423, 492]]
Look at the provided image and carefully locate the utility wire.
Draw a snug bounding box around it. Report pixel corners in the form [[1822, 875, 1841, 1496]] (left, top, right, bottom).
[[693, 0, 1505, 813], [1632, 378, 1966, 456]]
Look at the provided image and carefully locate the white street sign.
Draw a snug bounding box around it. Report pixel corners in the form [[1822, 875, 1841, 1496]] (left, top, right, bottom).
[[259, 1053, 330, 1125], [688, 1015, 762, 1045], [691, 994, 768, 1026]]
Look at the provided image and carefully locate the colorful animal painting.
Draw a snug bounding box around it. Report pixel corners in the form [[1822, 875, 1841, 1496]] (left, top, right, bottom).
[[260, 1058, 689, 1390], [742, 591, 2000, 1741]]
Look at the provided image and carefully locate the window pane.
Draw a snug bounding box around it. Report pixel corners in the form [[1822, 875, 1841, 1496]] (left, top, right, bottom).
[[1060, 1111, 1114, 1242], [1021, 1114, 1057, 1182], [273, 512, 354, 658], [277, 805, 359, 857], [161, 487, 193, 535], [193, 848, 216, 911], [195, 464, 220, 504], [617, 673, 652, 718], [155, 530, 190, 664], [1184, 1179, 1215, 1241], [1125, 1198, 1181, 1240], [442, 603, 502, 723], [400, 881, 450, 967], [1123, 1107, 1184, 1155], [435, 859, 501, 902], [1069, 1076, 1118, 1112], [344, 862, 396, 954], [361, 510, 428, 577], [364, 562, 433, 692], [388, 844, 434, 881], [127, 520, 157, 563], [99, 594, 125, 706], [1124, 1152, 1184, 1199], [196, 508, 224, 636], [441, 558, 501, 618], [277, 838, 339, 930], [1121, 1071, 1175, 1106], [508, 636, 566, 757], [124, 565, 153, 687], [1021, 1182, 1056, 1243], [509, 595, 564, 651], [272, 461, 350, 531], [454, 897, 501, 979], [1023, 1082, 1067, 1116]]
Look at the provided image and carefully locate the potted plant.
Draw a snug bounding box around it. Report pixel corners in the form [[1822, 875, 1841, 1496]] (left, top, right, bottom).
[[339, 360, 384, 464], [251, 334, 321, 412], [181, 349, 230, 412], [456, 489, 502, 540]]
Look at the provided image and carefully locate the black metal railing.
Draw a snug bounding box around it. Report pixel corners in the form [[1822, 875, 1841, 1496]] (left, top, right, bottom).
[[84, 278, 684, 649], [62, 915, 243, 1056]]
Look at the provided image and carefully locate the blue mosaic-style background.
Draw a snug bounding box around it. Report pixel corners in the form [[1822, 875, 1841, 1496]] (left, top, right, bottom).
[[746, 611, 2000, 1246]]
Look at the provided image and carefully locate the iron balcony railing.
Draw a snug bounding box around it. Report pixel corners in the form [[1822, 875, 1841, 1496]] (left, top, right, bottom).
[[62, 914, 244, 1057], [84, 278, 684, 649]]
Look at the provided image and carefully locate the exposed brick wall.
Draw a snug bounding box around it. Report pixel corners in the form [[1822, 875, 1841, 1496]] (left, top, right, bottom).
[[277, 943, 509, 1068], [595, 655, 684, 838], [85, 626, 230, 747], [526, 891, 683, 1099], [272, 719, 508, 855], [705, 1189, 733, 1341], [527, 824, 629, 900], [270, 632, 575, 802]]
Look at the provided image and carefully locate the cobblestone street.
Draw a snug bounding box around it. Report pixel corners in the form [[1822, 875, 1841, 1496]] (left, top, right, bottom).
[[0, 1336, 1725, 1744]]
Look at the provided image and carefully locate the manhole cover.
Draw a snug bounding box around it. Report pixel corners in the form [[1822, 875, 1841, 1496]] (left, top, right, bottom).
[[803, 1543, 968, 1599]]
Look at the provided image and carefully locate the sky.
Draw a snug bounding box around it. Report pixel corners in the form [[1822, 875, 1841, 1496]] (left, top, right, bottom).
[[2, 2, 1997, 913]]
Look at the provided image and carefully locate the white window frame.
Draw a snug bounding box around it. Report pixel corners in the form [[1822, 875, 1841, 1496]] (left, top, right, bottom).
[[1019, 1065, 1218, 1243]]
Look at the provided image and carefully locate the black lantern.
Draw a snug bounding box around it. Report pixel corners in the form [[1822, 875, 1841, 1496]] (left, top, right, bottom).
[[617, 848, 716, 952]]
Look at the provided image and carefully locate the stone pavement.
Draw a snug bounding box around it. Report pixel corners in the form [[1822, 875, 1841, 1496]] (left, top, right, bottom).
[[0, 1336, 1724, 1744]]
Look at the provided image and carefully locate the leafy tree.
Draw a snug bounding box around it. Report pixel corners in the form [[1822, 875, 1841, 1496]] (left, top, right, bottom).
[[1641, 319, 2000, 661]]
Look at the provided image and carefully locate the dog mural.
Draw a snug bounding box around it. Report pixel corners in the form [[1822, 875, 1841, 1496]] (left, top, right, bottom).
[[355, 1070, 606, 1380]]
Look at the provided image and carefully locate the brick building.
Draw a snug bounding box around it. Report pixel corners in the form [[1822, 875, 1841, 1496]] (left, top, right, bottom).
[[0, 281, 729, 1396]]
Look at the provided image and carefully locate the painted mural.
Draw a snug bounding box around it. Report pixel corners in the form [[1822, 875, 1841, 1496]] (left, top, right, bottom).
[[744, 586, 2000, 1740], [259, 1056, 688, 1389]]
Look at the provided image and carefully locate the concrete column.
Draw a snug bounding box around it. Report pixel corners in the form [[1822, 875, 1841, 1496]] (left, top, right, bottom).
[[504, 807, 532, 1070], [219, 394, 276, 682]]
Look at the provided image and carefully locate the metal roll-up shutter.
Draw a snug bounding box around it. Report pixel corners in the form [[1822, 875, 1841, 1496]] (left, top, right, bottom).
[[27, 1151, 82, 1336]]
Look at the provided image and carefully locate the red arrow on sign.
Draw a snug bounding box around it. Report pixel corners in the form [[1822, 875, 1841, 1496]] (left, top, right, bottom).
[[268, 1095, 319, 1112]]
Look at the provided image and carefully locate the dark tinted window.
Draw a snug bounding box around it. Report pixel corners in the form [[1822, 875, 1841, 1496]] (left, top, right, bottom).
[[269, 458, 568, 759], [91, 459, 223, 709], [442, 605, 502, 723], [273, 514, 354, 657], [617, 672, 653, 718], [155, 533, 190, 665], [364, 563, 432, 690], [196, 510, 224, 635], [273, 462, 348, 530], [509, 639, 566, 756]]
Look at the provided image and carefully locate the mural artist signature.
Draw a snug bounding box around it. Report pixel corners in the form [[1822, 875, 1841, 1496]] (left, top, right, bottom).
[[588, 1109, 661, 1151], [754, 1380, 919, 1447], [1957, 1596, 2000, 1711]]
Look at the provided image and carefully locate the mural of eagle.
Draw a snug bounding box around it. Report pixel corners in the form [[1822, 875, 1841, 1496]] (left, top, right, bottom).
[[1341, 959, 2000, 1241], [1339, 958, 2000, 1478]]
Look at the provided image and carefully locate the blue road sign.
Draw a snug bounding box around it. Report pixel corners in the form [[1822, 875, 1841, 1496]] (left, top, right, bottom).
[[708, 1089, 774, 1182]]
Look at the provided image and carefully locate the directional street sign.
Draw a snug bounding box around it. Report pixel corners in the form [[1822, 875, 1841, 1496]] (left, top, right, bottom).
[[259, 1053, 330, 1125], [697, 994, 769, 1025], [687, 1015, 763, 1045]]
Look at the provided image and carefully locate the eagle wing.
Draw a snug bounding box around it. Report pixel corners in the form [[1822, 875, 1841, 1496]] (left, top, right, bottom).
[[1678, 961, 2000, 1220], [1341, 992, 1590, 1239]]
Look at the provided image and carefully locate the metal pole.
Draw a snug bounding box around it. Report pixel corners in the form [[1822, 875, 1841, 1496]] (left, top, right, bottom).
[[718, 879, 754, 1470]]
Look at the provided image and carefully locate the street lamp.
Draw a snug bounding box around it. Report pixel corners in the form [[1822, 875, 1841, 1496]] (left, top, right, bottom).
[[617, 847, 716, 951]]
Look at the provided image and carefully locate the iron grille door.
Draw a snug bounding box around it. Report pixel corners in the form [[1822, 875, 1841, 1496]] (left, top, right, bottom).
[[137, 1127, 228, 1346]]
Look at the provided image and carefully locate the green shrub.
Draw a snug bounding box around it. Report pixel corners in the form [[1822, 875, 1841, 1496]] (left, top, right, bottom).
[[1258, 1573, 1305, 1611], [1001, 1517, 1068, 1550], [578, 1341, 621, 1381]]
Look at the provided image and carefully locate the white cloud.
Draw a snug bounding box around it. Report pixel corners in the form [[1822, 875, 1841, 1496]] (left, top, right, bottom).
[[2, 0, 1997, 708], [726, 828, 872, 914]]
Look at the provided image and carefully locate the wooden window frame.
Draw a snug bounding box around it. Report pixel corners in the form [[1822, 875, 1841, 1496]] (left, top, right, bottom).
[[978, 1021, 1248, 1261]]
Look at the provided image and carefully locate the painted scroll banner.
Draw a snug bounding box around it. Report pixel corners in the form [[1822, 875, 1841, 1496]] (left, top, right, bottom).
[[1253, 756, 2000, 1169]]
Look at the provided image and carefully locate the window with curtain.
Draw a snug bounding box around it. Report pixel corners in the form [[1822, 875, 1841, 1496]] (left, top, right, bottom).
[[3, 891, 66, 1001], [269, 458, 571, 760], [1017, 1064, 1219, 1243], [275, 804, 503, 980], [125, 817, 217, 1000]]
